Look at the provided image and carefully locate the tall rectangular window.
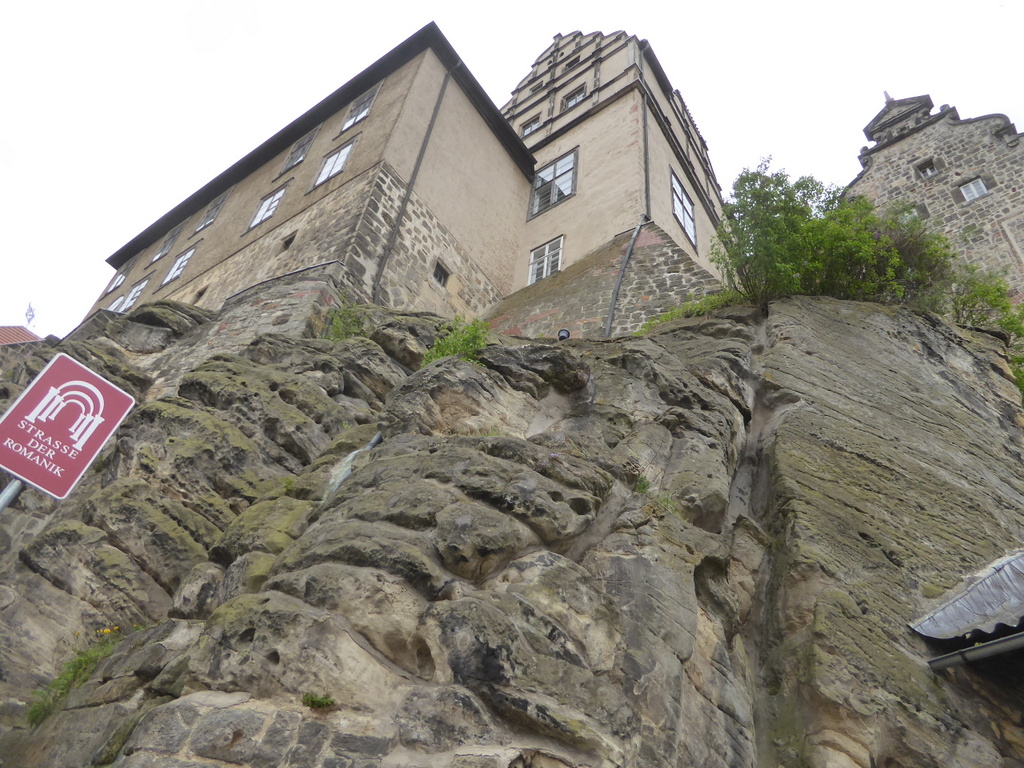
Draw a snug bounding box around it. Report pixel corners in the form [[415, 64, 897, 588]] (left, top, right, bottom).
[[343, 87, 378, 131], [162, 248, 195, 285], [121, 277, 151, 312], [530, 151, 576, 217], [314, 143, 354, 186], [529, 236, 563, 284], [194, 190, 229, 234], [960, 178, 988, 202], [671, 172, 696, 244], [151, 224, 183, 263], [250, 188, 286, 228], [282, 128, 318, 172]]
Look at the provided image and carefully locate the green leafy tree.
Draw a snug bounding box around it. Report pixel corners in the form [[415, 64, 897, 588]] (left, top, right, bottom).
[[712, 161, 955, 309]]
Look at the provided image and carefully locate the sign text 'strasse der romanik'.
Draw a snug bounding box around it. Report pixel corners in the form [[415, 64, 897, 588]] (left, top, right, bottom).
[[0, 354, 135, 499]]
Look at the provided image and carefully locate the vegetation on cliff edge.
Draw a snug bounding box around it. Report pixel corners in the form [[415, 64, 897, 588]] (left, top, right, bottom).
[[643, 161, 1024, 397]]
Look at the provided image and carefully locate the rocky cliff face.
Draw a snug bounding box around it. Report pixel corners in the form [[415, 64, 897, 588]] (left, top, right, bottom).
[[1, 295, 1024, 768]]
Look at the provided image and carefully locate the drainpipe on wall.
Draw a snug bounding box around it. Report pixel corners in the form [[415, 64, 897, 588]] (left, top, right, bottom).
[[639, 41, 652, 219], [371, 63, 458, 305], [604, 214, 650, 338]]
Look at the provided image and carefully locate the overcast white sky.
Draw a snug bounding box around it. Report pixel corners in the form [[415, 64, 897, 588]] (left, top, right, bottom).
[[2, 0, 1021, 338]]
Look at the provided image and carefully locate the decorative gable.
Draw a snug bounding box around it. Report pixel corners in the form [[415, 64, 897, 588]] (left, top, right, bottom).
[[863, 94, 942, 144]]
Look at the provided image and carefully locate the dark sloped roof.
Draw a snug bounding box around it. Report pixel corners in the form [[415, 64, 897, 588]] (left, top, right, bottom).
[[911, 550, 1024, 639], [106, 22, 533, 270], [0, 326, 41, 345]]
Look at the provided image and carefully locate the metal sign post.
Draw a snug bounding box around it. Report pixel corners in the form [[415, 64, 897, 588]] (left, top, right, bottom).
[[0, 479, 23, 515]]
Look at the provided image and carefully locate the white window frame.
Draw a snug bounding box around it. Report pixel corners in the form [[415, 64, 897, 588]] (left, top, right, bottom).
[[282, 128, 318, 172], [151, 224, 183, 263], [105, 272, 127, 295], [671, 172, 696, 244], [529, 236, 563, 284], [522, 116, 541, 137], [162, 247, 196, 285], [108, 295, 125, 312], [961, 178, 988, 202], [122, 277, 150, 312], [342, 87, 378, 131], [314, 143, 354, 187], [250, 188, 286, 228], [530, 151, 576, 217], [562, 85, 587, 111], [194, 190, 229, 234]]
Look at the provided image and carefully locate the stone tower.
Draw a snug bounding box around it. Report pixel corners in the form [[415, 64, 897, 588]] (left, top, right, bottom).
[[848, 94, 1024, 296]]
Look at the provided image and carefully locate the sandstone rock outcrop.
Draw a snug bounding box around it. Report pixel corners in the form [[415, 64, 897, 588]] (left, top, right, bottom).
[[1, 293, 1023, 767]]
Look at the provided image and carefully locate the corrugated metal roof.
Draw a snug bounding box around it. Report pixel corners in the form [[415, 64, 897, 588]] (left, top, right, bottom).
[[911, 550, 1024, 639], [0, 326, 41, 345]]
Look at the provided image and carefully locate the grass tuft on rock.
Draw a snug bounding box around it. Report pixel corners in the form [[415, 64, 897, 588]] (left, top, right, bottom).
[[27, 628, 123, 727]]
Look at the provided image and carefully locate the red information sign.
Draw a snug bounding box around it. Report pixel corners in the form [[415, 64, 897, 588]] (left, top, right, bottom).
[[0, 353, 135, 499]]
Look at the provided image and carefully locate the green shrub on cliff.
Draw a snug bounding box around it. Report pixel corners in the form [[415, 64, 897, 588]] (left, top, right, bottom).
[[324, 304, 368, 341], [949, 265, 1024, 398], [712, 161, 955, 309], [421, 317, 490, 367]]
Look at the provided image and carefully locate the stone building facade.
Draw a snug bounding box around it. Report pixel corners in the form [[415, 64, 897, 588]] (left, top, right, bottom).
[[89, 26, 533, 325], [83, 24, 723, 339], [848, 95, 1024, 296]]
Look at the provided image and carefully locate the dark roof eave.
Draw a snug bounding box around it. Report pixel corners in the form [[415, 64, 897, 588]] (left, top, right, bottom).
[[106, 22, 534, 269]]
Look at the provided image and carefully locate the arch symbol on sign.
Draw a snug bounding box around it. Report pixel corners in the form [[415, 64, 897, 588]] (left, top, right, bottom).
[[24, 380, 107, 451]]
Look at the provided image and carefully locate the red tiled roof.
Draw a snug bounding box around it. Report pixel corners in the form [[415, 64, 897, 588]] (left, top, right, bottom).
[[0, 326, 41, 345]]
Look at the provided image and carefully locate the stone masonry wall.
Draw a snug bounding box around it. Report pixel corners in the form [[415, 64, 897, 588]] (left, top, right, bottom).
[[849, 113, 1024, 297], [378, 174, 506, 319], [164, 163, 507, 324], [77, 262, 352, 403], [165, 171, 380, 312], [486, 221, 720, 339]]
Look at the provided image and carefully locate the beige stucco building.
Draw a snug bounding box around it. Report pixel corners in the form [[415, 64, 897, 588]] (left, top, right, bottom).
[[86, 25, 723, 333], [503, 31, 722, 286], [848, 95, 1024, 297]]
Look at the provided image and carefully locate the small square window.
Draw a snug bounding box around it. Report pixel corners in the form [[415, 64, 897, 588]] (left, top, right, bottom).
[[121, 277, 151, 312], [522, 116, 541, 137], [961, 178, 989, 202], [529, 236, 563, 284], [563, 56, 580, 72], [917, 160, 938, 178], [194, 190, 229, 234], [433, 262, 450, 288], [251, 188, 286, 228], [315, 143, 354, 186], [561, 85, 587, 111], [151, 224, 183, 263], [343, 87, 378, 131], [530, 81, 545, 94], [282, 128, 318, 172], [162, 248, 195, 285], [671, 172, 696, 244], [530, 151, 576, 217]]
